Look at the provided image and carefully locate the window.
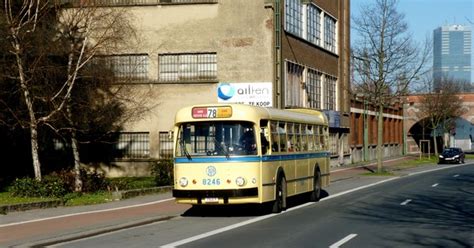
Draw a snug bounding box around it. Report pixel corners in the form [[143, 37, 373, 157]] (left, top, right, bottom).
[[94, 54, 149, 82], [324, 15, 336, 53], [159, 53, 217, 82], [160, 0, 217, 3], [324, 76, 336, 110], [307, 69, 322, 109], [159, 131, 173, 159], [114, 132, 149, 159], [307, 4, 321, 46], [278, 122, 287, 152], [285, 61, 304, 107], [63, 0, 217, 7], [285, 0, 303, 37], [176, 121, 257, 157]]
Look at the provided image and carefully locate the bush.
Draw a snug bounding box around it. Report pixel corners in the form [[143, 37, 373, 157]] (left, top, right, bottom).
[[9, 176, 68, 198], [49, 169, 109, 193], [80, 169, 108, 192], [151, 159, 174, 186]]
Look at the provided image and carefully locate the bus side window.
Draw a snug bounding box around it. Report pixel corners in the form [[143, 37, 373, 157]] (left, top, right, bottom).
[[287, 123, 294, 152], [278, 122, 287, 152], [270, 122, 279, 152], [260, 120, 269, 155], [294, 123, 301, 152], [301, 124, 308, 151]]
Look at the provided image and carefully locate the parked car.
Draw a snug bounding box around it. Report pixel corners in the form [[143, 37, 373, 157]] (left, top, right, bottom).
[[438, 147, 465, 164]]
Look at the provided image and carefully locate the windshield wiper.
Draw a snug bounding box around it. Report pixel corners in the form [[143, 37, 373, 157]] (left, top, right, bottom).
[[180, 139, 192, 160]]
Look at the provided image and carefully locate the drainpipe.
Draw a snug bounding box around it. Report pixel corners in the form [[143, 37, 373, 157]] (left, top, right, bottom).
[[273, 0, 282, 109]]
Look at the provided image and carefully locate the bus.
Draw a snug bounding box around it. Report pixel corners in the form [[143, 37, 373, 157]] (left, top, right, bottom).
[[172, 103, 330, 213]]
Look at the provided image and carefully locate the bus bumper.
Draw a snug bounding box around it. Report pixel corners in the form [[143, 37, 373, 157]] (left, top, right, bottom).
[[173, 187, 259, 204]]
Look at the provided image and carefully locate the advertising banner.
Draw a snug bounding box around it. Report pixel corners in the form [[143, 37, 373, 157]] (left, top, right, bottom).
[[217, 82, 273, 107]]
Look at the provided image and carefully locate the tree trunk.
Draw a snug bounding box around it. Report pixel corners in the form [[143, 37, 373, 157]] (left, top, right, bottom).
[[71, 131, 82, 192], [377, 104, 384, 173], [14, 41, 42, 181], [433, 129, 438, 156], [67, 104, 83, 192], [30, 122, 42, 181]]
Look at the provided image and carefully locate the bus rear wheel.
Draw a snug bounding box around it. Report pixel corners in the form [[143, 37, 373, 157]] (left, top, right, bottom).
[[310, 169, 321, 202], [272, 176, 287, 213]]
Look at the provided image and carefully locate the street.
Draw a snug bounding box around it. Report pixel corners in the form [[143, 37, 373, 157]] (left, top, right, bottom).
[[5, 163, 468, 248]]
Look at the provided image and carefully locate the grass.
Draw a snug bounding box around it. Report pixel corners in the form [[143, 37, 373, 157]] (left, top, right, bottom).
[[0, 177, 157, 207], [63, 192, 114, 206], [108, 177, 156, 190], [361, 170, 395, 176], [0, 192, 58, 205]]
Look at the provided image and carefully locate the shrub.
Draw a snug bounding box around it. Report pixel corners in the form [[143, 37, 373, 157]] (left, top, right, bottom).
[[9, 176, 68, 198], [151, 159, 174, 186], [80, 169, 109, 192]]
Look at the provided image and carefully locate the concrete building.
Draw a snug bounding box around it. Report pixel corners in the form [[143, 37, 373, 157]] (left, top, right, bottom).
[[433, 25, 472, 90], [81, 0, 351, 176]]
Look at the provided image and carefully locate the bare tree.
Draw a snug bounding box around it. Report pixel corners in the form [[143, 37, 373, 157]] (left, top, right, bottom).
[[3, 0, 135, 185], [352, 0, 431, 173], [417, 77, 465, 155]]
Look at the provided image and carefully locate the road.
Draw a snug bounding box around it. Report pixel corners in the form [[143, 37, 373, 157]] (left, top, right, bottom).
[[1, 162, 472, 247], [36, 163, 473, 248]]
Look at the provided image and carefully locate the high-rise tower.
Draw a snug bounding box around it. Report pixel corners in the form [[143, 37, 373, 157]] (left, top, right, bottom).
[[433, 25, 472, 91]]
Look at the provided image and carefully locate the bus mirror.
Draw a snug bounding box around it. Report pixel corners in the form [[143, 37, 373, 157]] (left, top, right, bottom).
[[168, 130, 173, 140]]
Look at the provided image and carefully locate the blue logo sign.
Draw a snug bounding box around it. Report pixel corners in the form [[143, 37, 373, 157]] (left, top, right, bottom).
[[217, 83, 235, 100], [206, 166, 217, 177]]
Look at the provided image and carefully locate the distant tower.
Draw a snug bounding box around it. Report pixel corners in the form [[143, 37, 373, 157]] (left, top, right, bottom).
[[433, 25, 472, 91]]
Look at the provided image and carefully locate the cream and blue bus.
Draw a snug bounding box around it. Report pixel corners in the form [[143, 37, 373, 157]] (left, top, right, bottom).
[[172, 103, 330, 212]]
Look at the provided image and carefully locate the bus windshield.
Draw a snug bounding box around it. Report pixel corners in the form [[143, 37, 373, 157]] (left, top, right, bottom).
[[176, 121, 257, 157]]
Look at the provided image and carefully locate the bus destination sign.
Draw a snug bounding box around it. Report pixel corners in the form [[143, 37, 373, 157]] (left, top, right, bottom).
[[192, 106, 232, 119]]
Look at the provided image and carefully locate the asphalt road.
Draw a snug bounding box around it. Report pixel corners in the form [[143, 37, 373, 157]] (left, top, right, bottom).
[[44, 163, 473, 248]]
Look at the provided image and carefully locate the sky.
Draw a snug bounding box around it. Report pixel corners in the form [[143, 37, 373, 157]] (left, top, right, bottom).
[[351, 0, 474, 81]]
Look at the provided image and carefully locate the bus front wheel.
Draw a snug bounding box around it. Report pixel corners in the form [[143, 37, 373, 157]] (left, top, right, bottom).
[[310, 169, 321, 202], [272, 176, 287, 213]]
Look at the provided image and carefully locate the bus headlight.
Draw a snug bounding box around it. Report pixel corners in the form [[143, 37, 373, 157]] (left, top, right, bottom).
[[236, 177, 246, 187], [179, 177, 188, 187]]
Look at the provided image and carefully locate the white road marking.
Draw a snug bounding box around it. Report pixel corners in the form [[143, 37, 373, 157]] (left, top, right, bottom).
[[0, 198, 175, 228], [407, 163, 467, 177], [400, 199, 412, 205], [329, 234, 358, 248], [432, 183, 439, 187], [453, 174, 460, 177], [162, 177, 398, 247]]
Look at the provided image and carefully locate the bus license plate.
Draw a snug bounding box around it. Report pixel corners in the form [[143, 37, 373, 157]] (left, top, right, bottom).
[[203, 197, 219, 203]]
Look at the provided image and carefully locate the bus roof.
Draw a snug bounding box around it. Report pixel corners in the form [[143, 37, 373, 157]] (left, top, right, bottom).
[[174, 103, 328, 126]]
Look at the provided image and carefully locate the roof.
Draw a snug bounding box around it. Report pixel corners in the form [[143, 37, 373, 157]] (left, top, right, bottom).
[[174, 103, 328, 126]]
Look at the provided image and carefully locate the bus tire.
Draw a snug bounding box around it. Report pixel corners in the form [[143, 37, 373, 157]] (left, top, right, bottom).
[[310, 169, 321, 202], [272, 175, 287, 213]]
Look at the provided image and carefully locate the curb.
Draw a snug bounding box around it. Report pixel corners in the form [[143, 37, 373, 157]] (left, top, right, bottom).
[[0, 200, 64, 214], [111, 186, 173, 200]]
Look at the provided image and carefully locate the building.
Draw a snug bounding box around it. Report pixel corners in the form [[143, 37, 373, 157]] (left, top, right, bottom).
[[433, 25, 472, 90], [350, 95, 404, 163], [79, 0, 351, 176]]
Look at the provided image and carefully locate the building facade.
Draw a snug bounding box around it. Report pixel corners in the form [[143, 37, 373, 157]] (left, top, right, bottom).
[[350, 96, 404, 163], [81, 0, 351, 176], [433, 25, 472, 90]]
